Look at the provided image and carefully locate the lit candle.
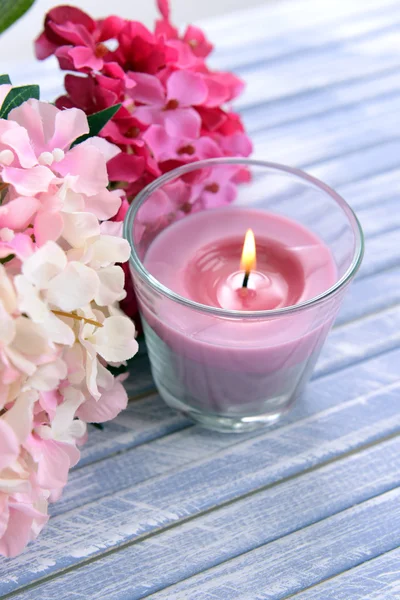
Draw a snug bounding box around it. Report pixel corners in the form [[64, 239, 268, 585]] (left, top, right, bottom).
[[136, 207, 336, 423], [126, 160, 363, 432]]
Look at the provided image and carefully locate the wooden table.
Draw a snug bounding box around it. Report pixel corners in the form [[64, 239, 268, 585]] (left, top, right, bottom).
[[1, 0, 400, 597]]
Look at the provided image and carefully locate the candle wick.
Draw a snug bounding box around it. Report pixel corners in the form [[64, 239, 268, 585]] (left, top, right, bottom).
[[242, 271, 250, 288]]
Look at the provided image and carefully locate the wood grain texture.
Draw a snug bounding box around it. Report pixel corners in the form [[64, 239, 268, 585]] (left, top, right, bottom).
[[205, 0, 399, 53], [215, 4, 400, 71], [291, 547, 400, 599], [252, 91, 399, 168], [335, 268, 400, 326], [1, 356, 399, 594], [149, 488, 400, 600], [7, 436, 400, 600], [238, 28, 400, 107]]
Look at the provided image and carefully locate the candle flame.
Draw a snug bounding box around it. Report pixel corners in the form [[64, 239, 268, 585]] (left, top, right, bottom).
[[240, 228, 256, 273]]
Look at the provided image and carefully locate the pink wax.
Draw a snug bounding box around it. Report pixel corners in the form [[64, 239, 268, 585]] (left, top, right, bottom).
[[139, 207, 338, 424]]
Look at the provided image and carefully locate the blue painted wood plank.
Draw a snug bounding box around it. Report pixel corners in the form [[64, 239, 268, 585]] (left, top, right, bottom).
[[338, 167, 400, 211], [242, 69, 400, 133], [252, 92, 399, 167], [212, 3, 400, 72], [1, 357, 399, 594], [238, 28, 400, 107], [309, 139, 400, 190], [291, 547, 400, 599], [315, 305, 400, 378], [7, 436, 400, 600], [203, 0, 399, 53], [149, 488, 400, 600], [358, 228, 400, 280], [336, 267, 400, 325], [78, 394, 189, 468], [353, 197, 400, 238]]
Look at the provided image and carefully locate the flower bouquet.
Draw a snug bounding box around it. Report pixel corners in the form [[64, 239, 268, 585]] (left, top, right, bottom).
[[0, 82, 137, 557], [0, 0, 251, 557]]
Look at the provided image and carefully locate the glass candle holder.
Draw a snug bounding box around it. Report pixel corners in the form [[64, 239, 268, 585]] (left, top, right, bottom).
[[124, 159, 364, 432]]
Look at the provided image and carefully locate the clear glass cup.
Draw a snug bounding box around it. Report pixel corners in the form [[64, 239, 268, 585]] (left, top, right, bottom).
[[124, 159, 364, 432]]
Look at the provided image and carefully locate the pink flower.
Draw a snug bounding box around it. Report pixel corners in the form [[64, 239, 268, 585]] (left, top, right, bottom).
[[9, 99, 89, 156], [0, 466, 49, 558], [35, 6, 124, 72], [130, 70, 208, 138], [183, 25, 213, 58], [76, 375, 128, 423], [0, 85, 139, 557], [143, 124, 223, 163], [189, 163, 243, 210]]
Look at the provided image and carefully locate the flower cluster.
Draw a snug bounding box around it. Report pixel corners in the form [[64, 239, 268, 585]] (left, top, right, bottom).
[[0, 85, 138, 557], [35, 0, 252, 317]]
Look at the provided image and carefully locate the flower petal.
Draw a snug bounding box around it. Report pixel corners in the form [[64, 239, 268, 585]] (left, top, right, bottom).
[[2, 166, 54, 196], [62, 211, 100, 248], [3, 389, 36, 443], [28, 358, 67, 392], [87, 235, 130, 268], [164, 108, 201, 139], [84, 189, 122, 220], [128, 72, 165, 105], [34, 210, 64, 247], [0, 300, 15, 346], [0, 506, 40, 558], [80, 136, 120, 162], [95, 265, 126, 306], [69, 46, 104, 71], [0, 121, 37, 168], [107, 153, 145, 183], [0, 421, 19, 470], [0, 264, 17, 314], [47, 262, 99, 311], [0, 196, 40, 230], [48, 107, 89, 150], [22, 241, 67, 288], [157, 0, 170, 19], [56, 145, 108, 195], [92, 315, 138, 362], [13, 316, 50, 357], [77, 377, 128, 423], [166, 70, 208, 106]]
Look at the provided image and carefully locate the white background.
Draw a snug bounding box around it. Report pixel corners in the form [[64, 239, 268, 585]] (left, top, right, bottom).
[[1, 0, 268, 65]]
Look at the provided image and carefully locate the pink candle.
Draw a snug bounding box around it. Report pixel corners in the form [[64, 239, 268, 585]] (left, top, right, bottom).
[[139, 207, 337, 428], [126, 158, 363, 432]]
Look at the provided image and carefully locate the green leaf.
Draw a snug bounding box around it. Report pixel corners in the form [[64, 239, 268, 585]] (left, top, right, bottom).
[[72, 104, 122, 146], [0, 74, 11, 85], [0, 254, 15, 265], [0, 0, 36, 35], [0, 84, 40, 119]]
